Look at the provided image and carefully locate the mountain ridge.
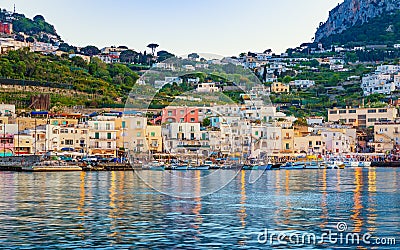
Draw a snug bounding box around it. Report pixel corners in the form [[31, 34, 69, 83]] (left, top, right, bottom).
[[315, 0, 400, 43]]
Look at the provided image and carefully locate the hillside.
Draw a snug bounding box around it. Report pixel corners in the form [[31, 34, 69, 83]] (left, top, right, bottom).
[[315, 0, 400, 44], [0, 48, 139, 108], [0, 8, 60, 42]]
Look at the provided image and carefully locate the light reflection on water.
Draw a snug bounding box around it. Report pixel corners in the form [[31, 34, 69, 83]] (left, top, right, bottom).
[[0, 168, 398, 249]]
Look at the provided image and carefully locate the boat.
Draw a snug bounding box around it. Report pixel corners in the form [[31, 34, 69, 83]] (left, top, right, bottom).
[[254, 162, 273, 170], [358, 161, 371, 167], [325, 161, 345, 169], [280, 161, 305, 170], [303, 161, 322, 169], [21, 161, 82, 172], [148, 161, 165, 171], [201, 160, 219, 169], [344, 160, 359, 168]]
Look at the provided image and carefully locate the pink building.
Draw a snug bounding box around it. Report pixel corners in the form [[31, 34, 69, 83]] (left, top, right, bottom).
[[0, 134, 14, 157], [159, 107, 199, 124]]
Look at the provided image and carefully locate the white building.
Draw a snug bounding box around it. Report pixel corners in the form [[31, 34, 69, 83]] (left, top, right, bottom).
[[290, 80, 315, 89], [163, 123, 201, 153], [0, 104, 15, 117], [361, 74, 394, 96], [196, 82, 220, 93], [376, 65, 400, 74], [88, 118, 117, 157]]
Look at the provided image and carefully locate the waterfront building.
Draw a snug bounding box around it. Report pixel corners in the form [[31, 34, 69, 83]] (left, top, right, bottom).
[[328, 107, 398, 127], [122, 116, 147, 153], [162, 122, 201, 154], [160, 106, 199, 124], [146, 125, 163, 153], [372, 121, 400, 153], [88, 117, 117, 157], [13, 134, 33, 155]]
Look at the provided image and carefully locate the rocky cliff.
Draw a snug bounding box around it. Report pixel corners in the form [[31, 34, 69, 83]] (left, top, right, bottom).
[[315, 0, 400, 42]]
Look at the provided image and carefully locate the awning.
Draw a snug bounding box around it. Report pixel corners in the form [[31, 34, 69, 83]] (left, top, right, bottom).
[[61, 147, 74, 151]]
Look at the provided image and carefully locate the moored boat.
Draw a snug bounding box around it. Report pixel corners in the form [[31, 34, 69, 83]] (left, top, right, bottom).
[[21, 161, 82, 172]]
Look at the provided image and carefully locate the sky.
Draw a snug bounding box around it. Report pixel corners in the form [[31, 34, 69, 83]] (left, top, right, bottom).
[[0, 0, 343, 56]]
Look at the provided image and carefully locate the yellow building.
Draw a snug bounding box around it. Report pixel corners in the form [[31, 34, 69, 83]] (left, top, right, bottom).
[[271, 82, 289, 94], [16, 117, 79, 130], [373, 122, 399, 153], [146, 126, 163, 153], [14, 134, 33, 155], [328, 107, 398, 127]]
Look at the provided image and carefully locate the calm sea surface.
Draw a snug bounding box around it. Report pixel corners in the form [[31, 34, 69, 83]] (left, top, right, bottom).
[[0, 168, 399, 249]]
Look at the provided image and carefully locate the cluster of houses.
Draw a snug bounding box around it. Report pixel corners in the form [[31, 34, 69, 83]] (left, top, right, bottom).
[[361, 64, 400, 96], [2, 97, 400, 160]]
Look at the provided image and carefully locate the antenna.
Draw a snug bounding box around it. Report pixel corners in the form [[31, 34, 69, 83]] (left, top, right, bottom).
[[13, 4, 15, 13]]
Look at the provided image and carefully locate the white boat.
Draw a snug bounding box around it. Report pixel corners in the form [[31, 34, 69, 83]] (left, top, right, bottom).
[[201, 160, 219, 169], [325, 161, 345, 169], [344, 160, 359, 168], [358, 161, 371, 167], [280, 162, 305, 169], [21, 161, 82, 172], [303, 161, 322, 169]]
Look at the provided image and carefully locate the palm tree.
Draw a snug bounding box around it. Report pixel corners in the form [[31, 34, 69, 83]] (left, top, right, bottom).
[[147, 43, 159, 56]]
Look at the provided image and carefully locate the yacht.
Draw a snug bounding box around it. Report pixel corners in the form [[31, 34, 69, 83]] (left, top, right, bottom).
[[280, 162, 305, 170]]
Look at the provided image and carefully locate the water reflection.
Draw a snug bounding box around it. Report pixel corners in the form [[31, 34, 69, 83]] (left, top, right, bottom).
[[0, 169, 398, 249]]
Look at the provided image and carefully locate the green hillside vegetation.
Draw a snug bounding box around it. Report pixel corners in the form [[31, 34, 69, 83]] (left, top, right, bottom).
[[0, 48, 139, 107], [320, 10, 400, 47]]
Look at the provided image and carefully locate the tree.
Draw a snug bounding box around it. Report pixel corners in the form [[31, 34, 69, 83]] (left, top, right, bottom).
[[188, 53, 199, 60], [202, 117, 211, 127], [282, 76, 293, 84], [120, 50, 138, 63], [25, 36, 34, 43], [80, 45, 100, 56], [33, 15, 45, 22], [157, 50, 175, 62], [147, 43, 159, 55]]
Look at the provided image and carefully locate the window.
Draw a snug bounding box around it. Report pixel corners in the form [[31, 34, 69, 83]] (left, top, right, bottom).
[[367, 109, 377, 113], [107, 142, 112, 148], [95, 132, 99, 139], [180, 110, 184, 115], [339, 110, 346, 114], [190, 110, 195, 114], [348, 110, 356, 114], [94, 123, 98, 129], [180, 118, 184, 122], [122, 121, 126, 128], [107, 133, 112, 139], [191, 126, 195, 132], [329, 110, 337, 114], [368, 118, 376, 122], [309, 141, 312, 147], [136, 121, 141, 126], [137, 132, 141, 137], [65, 140, 73, 145], [286, 143, 290, 150], [150, 132, 156, 137], [190, 118, 195, 122], [255, 131, 259, 136], [316, 141, 322, 146], [378, 109, 387, 113], [179, 126, 182, 132], [106, 123, 111, 130], [168, 111, 172, 116], [95, 142, 99, 148], [349, 119, 356, 122]]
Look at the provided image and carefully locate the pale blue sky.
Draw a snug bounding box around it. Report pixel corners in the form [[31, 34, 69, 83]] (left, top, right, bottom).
[[0, 0, 342, 56]]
